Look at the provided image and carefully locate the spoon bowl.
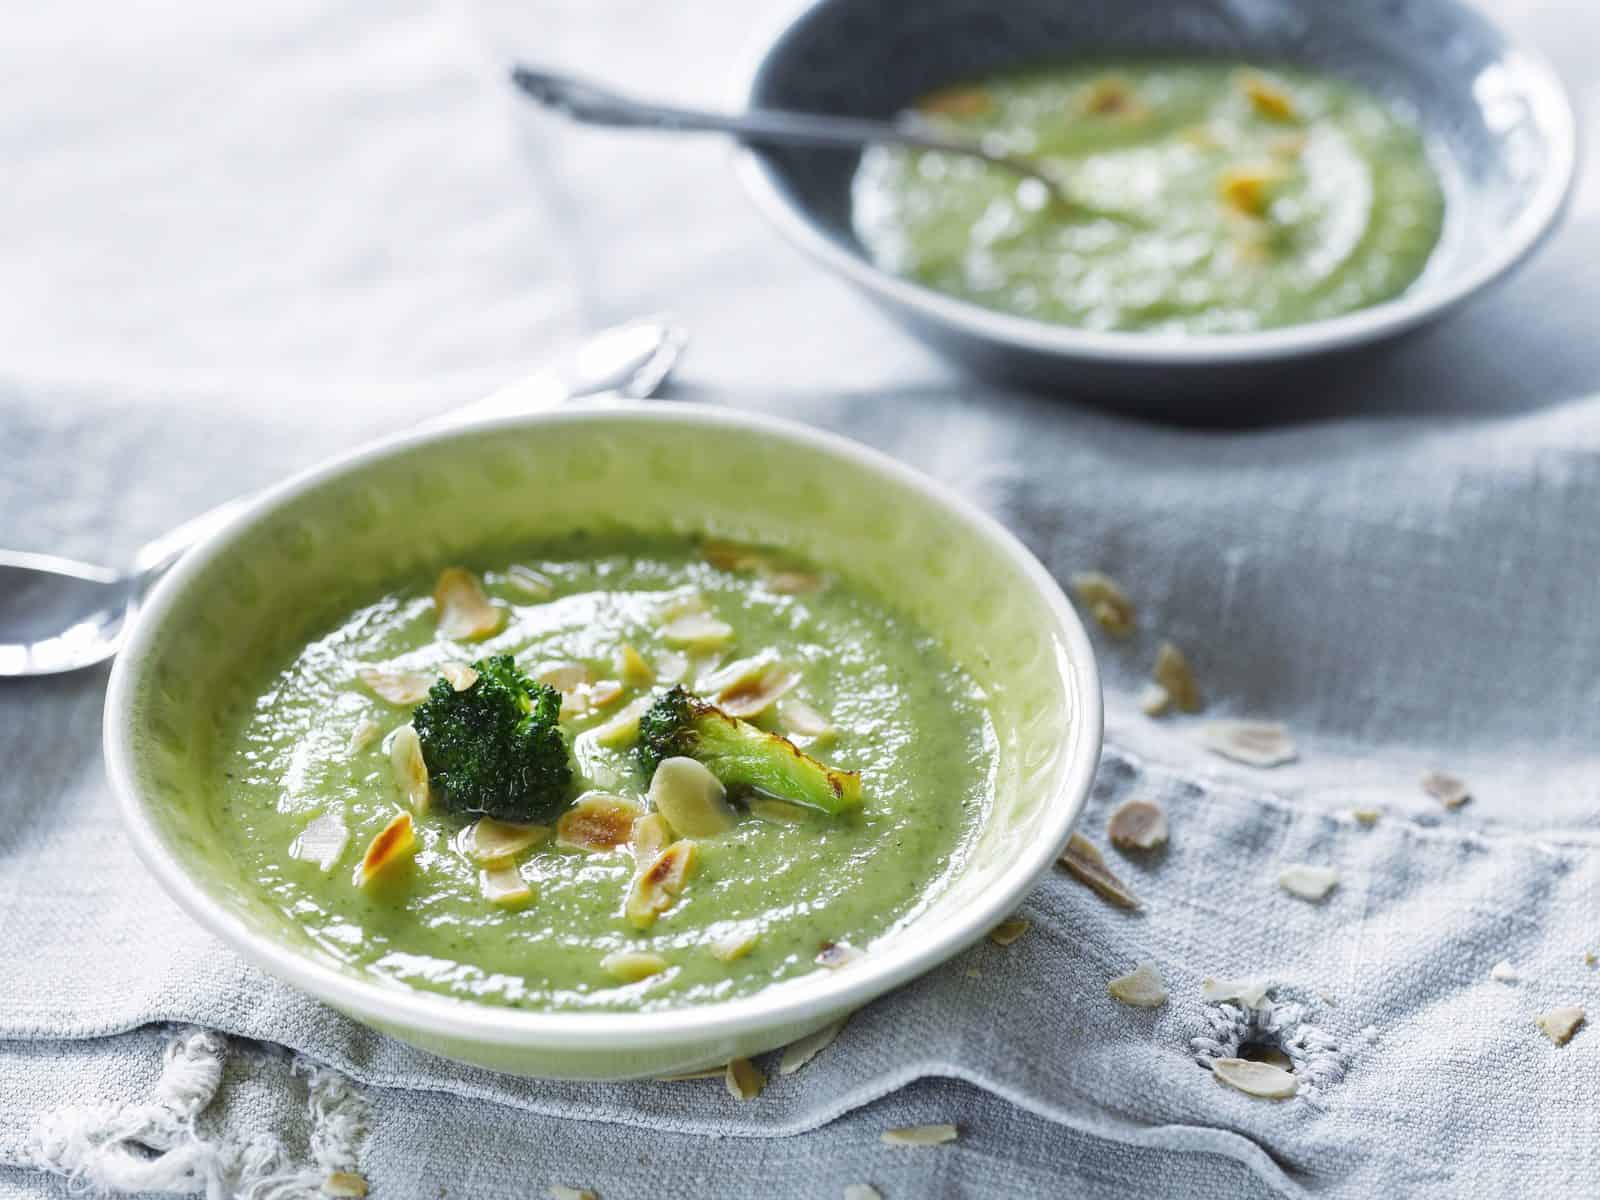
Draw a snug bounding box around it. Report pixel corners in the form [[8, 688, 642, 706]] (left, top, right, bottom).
[[0, 552, 131, 676]]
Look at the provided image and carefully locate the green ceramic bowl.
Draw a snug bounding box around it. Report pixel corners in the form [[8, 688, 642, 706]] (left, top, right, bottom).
[[104, 403, 1102, 1079]]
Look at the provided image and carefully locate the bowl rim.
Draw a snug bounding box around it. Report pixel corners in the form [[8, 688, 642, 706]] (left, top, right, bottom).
[[104, 401, 1104, 1051], [730, 0, 1577, 366]]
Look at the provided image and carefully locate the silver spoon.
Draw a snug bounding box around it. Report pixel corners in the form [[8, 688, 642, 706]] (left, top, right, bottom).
[[0, 316, 688, 678], [511, 65, 1074, 207]]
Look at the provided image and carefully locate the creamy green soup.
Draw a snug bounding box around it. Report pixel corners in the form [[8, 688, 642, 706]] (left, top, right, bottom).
[[852, 59, 1445, 334], [216, 536, 993, 1012]]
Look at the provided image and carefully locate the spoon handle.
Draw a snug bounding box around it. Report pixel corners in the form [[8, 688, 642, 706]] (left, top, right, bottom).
[[510, 65, 1066, 198]]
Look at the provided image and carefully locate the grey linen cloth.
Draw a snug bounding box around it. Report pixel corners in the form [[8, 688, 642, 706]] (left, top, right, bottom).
[[5, 0, 1600, 1196]]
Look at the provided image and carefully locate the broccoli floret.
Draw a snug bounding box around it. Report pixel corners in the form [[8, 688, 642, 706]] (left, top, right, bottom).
[[412, 654, 572, 822], [637, 685, 862, 814]]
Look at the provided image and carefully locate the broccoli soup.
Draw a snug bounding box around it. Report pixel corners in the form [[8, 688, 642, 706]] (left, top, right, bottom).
[[852, 60, 1445, 334], [217, 535, 994, 1012]]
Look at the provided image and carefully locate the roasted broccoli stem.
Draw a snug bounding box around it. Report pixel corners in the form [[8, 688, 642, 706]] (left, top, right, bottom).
[[412, 654, 572, 822], [637, 685, 862, 814]]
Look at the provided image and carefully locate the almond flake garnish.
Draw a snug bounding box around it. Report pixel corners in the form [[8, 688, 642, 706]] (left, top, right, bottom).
[[625, 840, 697, 929], [465, 817, 547, 864], [389, 724, 430, 812], [536, 661, 591, 692], [291, 812, 349, 873], [1241, 73, 1299, 122], [480, 863, 533, 907], [1277, 863, 1338, 901], [1490, 960, 1518, 983], [705, 655, 800, 719], [1107, 961, 1168, 1007], [1212, 1057, 1297, 1099], [563, 679, 624, 717], [1058, 833, 1141, 910], [1153, 642, 1202, 712], [749, 797, 813, 825], [844, 1187, 882, 1200], [725, 1056, 765, 1101], [590, 695, 653, 748], [437, 662, 479, 692], [1080, 76, 1145, 119], [357, 667, 433, 706], [1201, 720, 1297, 767], [356, 812, 416, 886], [919, 83, 991, 116], [600, 949, 668, 982], [346, 718, 382, 755], [700, 539, 768, 572], [1069, 571, 1136, 639], [710, 926, 760, 963], [615, 643, 654, 687], [816, 941, 859, 969], [1108, 798, 1168, 851], [323, 1172, 369, 1198], [777, 698, 834, 739], [988, 917, 1029, 946], [654, 650, 690, 684], [1218, 163, 1288, 217], [505, 564, 554, 599], [649, 757, 736, 837], [660, 612, 734, 651], [778, 1018, 846, 1076], [1202, 977, 1271, 1008], [1139, 684, 1172, 717], [547, 1187, 596, 1200], [1421, 770, 1470, 810], [557, 793, 644, 853], [881, 1124, 958, 1147], [1537, 1005, 1585, 1046], [433, 567, 503, 640], [765, 570, 824, 595], [630, 812, 674, 863]]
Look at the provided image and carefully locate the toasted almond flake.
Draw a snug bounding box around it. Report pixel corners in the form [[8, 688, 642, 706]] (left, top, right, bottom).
[[1202, 977, 1272, 1008], [291, 812, 350, 873], [1201, 720, 1297, 767], [660, 612, 734, 651], [357, 667, 433, 706], [437, 662, 479, 692], [654, 649, 690, 684], [765, 570, 825, 595], [480, 863, 533, 907], [658, 589, 709, 621], [590, 695, 653, 748], [725, 1056, 765, 1100], [749, 797, 813, 825], [649, 757, 736, 837], [1241, 73, 1298, 121], [701, 539, 768, 572], [568, 679, 624, 715], [1107, 961, 1168, 1007], [778, 698, 834, 739], [1278, 863, 1338, 901], [710, 926, 760, 962], [1213, 1057, 1297, 1099], [1490, 960, 1518, 983], [1537, 1005, 1585, 1046], [630, 812, 674, 863], [816, 941, 859, 969], [779, 1018, 846, 1076], [1351, 807, 1381, 826], [433, 567, 503, 640], [918, 84, 991, 117], [346, 718, 382, 755], [1421, 769, 1471, 810], [1058, 833, 1141, 910], [1586, 951, 1597, 968], [1218, 163, 1288, 217], [389, 724, 430, 812], [537, 661, 591, 692], [547, 1187, 596, 1200], [557, 792, 644, 852], [654, 1065, 728, 1081], [600, 949, 668, 982], [466, 817, 547, 864], [625, 840, 697, 929], [1139, 684, 1172, 717], [615, 643, 654, 687], [1153, 642, 1202, 712], [717, 664, 800, 720], [356, 812, 416, 886], [322, 1172, 369, 1198], [1080, 76, 1146, 119], [505, 564, 554, 598], [881, 1124, 958, 1147], [1108, 798, 1168, 851], [988, 917, 1030, 946], [1069, 571, 1136, 638], [844, 1187, 882, 1200]]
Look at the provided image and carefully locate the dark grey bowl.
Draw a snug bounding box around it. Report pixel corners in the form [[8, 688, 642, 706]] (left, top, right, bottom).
[[732, 0, 1575, 405]]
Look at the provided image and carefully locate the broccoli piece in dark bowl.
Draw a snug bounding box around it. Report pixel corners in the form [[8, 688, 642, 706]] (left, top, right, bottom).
[[412, 654, 572, 822], [638, 685, 861, 814]]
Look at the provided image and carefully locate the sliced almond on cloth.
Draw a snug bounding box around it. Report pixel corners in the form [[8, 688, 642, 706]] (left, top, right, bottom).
[[778, 1018, 847, 1076], [1212, 1057, 1298, 1099], [547, 1186, 596, 1200], [323, 1172, 369, 1198], [1421, 769, 1471, 810], [1277, 863, 1338, 902], [1490, 960, 1518, 983], [988, 917, 1030, 946], [1153, 642, 1202, 712], [881, 1124, 958, 1147], [844, 1187, 883, 1200], [1537, 1006, 1585, 1046], [1069, 571, 1136, 639], [1058, 833, 1141, 910], [725, 1056, 765, 1100], [1108, 799, 1168, 851], [1202, 977, 1271, 1008], [1107, 961, 1168, 1007], [1201, 720, 1297, 767]]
